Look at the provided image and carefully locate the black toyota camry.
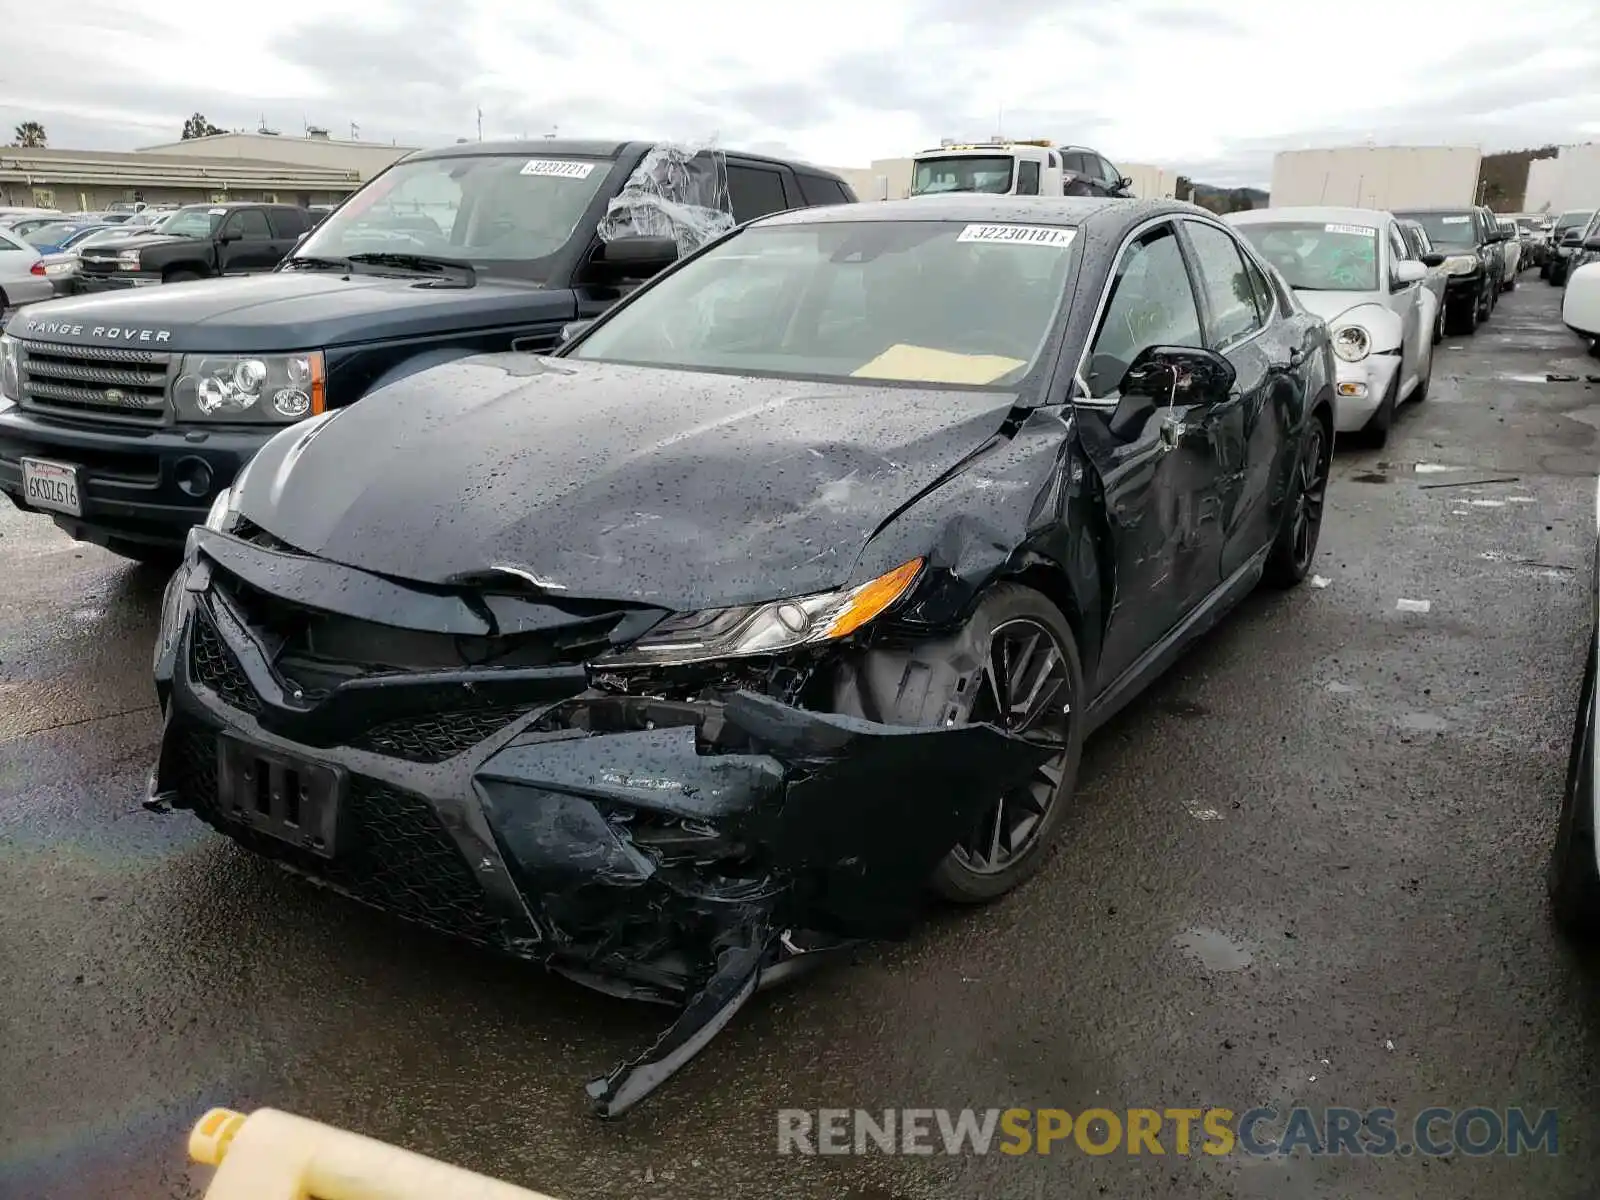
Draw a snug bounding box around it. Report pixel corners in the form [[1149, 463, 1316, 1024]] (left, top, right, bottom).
[[148, 195, 1335, 1114]]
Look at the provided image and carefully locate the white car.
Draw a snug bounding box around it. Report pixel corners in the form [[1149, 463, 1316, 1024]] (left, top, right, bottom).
[[1564, 258, 1600, 358], [1228, 205, 1437, 445], [0, 225, 54, 315], [1496, 217, 1522, 288]]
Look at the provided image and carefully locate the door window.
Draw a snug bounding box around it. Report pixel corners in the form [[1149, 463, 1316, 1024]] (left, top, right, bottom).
[[1094, 156, 1122, 187], [1240, 251, 1277, 323], [726, 166, 790, 222], [1183, 221, 1261, 346], [794, 173, 852, 207], [1016, 161, 1041, 195], [1082, 224, 1204, 399], [224, 209, 273, 240]]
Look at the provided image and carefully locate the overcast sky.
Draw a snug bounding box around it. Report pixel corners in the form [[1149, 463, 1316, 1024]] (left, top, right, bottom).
[[2, 0, 1597, 185]]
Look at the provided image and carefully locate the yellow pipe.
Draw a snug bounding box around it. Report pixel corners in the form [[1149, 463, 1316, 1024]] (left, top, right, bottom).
[[191, 1108, 562, 1200]]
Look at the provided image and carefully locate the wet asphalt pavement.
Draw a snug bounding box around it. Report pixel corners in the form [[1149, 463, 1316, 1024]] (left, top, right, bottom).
[[4, 280, 1600, 1199]]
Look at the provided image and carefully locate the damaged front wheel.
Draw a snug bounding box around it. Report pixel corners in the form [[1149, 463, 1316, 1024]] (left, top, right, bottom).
[[931, 585, 1084, 904]]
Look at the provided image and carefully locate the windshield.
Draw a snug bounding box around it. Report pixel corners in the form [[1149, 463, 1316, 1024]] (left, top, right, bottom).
[[909, 156, 1016, 196], [1555, 211, 1592, 233], [1396, 212, 1479, 247], [1234, 221, 1379, 291], [569, 219, 1078, 387], [292, 152, 613, 279], [22, 223, 84, 247], [162, 207, 225, 238]]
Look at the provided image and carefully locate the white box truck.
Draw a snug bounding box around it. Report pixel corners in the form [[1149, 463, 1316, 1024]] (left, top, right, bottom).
[[1270, 146, 1483, 210]]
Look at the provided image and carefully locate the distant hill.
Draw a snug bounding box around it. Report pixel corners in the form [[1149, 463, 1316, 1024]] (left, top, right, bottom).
[[1179, 181, 1270, 213]]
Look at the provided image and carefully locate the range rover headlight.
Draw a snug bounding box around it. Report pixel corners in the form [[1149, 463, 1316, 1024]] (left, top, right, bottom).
[[174, 352, 325, 422], [1332, 325, 1370, 363], [600, 558, 925, 667], [0, 334, 18, 404]]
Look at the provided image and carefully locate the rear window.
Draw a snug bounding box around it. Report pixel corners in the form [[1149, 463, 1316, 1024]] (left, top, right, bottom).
[[795, 174, 853, 208], [268, 207, 309, 238]]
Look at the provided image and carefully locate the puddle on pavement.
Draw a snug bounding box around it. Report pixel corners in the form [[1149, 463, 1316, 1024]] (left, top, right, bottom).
[[1174, 927, 1253, 973]]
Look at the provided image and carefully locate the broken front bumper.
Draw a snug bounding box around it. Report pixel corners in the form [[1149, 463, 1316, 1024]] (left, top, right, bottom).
[[1332, 352, 1400, 434], [149, 529, 1053, 1113]]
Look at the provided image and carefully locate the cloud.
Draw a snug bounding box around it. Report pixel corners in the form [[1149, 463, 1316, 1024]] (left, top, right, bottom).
[[0, 0, 1595, 186]]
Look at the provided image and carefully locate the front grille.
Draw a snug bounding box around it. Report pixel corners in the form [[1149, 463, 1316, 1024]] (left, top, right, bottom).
[[171, 721, 502, 945], [17, 339, 169, 425], [355, 704, 539, 764], [188, 614, 262, 714]]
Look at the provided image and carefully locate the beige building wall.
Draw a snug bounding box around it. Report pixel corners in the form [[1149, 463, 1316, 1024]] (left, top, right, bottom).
[[135, 133, 418, 181]]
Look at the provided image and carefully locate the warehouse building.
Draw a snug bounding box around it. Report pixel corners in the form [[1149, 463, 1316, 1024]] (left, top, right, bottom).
[[0, 132, 417, 213]]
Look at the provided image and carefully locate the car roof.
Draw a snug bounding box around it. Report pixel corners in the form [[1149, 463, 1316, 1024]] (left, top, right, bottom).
[[1393, 206, 1478, 215], [753, 195, 1193, 232], [1228, 204, 1395, 226], [404, 137, 849, 181]]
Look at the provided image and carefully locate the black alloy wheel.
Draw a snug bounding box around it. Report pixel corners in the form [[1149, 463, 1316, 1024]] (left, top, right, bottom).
[[1263, 415, 1329, 588], [934, 587, 1083, 903]]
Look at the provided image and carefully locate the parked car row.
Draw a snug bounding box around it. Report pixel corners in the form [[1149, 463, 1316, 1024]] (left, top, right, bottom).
[[1545, 208, 1598, 285]]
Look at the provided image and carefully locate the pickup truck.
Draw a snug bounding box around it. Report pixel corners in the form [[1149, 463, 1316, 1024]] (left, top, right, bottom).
[[0, 139, 857, 562], [72, 202, 313, 290]]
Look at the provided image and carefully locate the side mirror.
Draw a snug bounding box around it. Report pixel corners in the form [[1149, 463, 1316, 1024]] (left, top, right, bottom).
[[1118, 345, 1236, 406], [559, 319, 593, 345], [1392, 260, 1426, 287], [1421, 252, 1445, 267], [1585, 235, 1600, 252], [590, 235, 679, 281], [218, 230, 239, 244], [1118, 176, 1134, 191]]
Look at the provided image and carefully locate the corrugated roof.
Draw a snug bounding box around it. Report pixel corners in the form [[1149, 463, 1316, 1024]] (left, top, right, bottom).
[[0, 146, 355, 172]]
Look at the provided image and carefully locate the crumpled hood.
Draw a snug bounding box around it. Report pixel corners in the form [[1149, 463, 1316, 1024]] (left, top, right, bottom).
[[237, 357, 1017, 610], [1291, 289, 1386, 326], [5, 270, 569, 353]]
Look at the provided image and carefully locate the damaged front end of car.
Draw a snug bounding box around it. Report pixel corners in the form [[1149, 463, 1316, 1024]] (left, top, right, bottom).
[[147, 524, 1060, 1117]]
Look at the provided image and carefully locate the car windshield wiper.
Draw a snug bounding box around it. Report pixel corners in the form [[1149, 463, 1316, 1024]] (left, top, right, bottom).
[[345, 252, 475, 277], [283, 255, 352, 271]]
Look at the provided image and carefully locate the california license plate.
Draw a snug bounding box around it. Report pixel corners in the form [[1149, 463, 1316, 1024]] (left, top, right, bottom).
[[21, 457, 83, 517]]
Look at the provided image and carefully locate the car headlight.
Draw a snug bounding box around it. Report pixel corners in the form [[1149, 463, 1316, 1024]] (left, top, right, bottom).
[[203, 482, 242, 533], [1443, 254, 1478, 276], [116, 248, 142, 271], [600, 558, 925, 667], [1332, 325, 1370, 363], [0, 334, 17, 403], [173, 352, 325, 422]]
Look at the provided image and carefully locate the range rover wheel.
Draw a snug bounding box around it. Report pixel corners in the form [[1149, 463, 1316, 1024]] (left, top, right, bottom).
[[931, 585, 1084, 904]]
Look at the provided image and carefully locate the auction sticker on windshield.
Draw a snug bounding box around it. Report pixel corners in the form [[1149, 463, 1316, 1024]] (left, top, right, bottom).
[[1325, 224, 1376, 237], [957, 224, 1076, 247], [520, 159, 597, 179], [1442, 216, 1471, 224]]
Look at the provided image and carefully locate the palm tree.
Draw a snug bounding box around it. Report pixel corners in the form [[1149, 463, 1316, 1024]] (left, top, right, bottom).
[[12, 121, 47, 148]]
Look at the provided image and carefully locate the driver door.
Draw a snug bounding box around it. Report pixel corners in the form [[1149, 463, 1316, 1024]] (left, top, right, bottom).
[[1385, 222, 1423, 389], [217, 209, 281, 273], [1072, 220, 1226, 693]]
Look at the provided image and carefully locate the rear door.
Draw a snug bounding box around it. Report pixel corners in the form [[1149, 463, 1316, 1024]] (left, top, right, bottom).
[[217, 208, 282, 272], [1072, 219, 1224, 690], [726, 162, 794, 223], [1179, 217, 1292, 580]]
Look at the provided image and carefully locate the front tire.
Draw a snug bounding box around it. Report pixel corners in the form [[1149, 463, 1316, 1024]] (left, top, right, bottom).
[[1262, 411, 1330, 589], [1447, 295, 1478, 336], [930, 585, 1084, 904], [1550, 635, 1600, 935]]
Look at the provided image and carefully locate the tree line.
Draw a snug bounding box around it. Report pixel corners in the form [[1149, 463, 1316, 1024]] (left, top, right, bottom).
[[8, 112, 228, 150]]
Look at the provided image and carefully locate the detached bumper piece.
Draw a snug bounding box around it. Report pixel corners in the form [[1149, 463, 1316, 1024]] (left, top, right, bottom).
[[149, 529, 1055, 1115]]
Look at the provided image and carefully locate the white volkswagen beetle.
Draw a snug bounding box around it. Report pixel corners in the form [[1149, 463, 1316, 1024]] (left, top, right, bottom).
[[1228, 205, 1440, 447]]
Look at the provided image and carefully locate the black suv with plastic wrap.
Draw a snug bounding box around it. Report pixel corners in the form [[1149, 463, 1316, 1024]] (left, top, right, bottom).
[[0, 139, 856, 562]]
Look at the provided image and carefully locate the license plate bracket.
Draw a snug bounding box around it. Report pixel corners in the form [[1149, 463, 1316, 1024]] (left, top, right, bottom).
[[216, 735, 346, 858], [21, 457, 83, 517]]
